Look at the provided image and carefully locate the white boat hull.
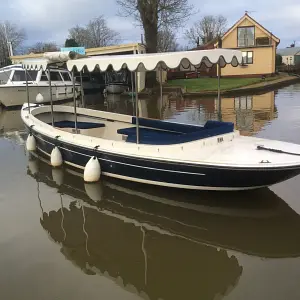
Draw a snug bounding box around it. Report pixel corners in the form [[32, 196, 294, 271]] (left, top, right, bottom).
[[0, 84, 81, 107]]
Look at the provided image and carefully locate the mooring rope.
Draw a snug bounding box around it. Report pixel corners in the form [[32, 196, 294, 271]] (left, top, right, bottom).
[[257, 145, 300, 156]]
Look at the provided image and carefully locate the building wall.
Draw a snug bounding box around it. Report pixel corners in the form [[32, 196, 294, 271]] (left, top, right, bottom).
[[220, 17, 277, 76], [282, 55, 295, 65], [295, 55, 300, 65], [222, 46, 275, 76]]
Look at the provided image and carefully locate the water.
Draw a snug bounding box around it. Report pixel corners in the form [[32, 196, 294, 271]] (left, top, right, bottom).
[[1, 84, 300, 300]]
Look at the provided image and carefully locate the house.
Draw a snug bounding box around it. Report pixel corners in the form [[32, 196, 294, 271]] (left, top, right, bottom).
[[215, 13, 280, 77], [277, 47, 300, 66]]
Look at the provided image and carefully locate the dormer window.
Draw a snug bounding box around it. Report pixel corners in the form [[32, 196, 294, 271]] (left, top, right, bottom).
[[238, 26, 255, 47]]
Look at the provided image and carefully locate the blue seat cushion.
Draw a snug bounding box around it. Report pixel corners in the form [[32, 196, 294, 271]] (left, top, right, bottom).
[[120, 119, 234, 145], [50, 121, 105, 129], [132, 117, 202, 133], [117, 127, 181, 136]]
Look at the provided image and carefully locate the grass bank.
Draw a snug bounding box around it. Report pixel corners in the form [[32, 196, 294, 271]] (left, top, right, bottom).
[[166, 76, 279, 93]]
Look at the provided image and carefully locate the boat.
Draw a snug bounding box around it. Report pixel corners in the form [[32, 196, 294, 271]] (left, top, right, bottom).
[[0, 53, 83, 107], [105, 68, 129, 94], [20, 49, 300, 191], [74, 71, 104, 94]]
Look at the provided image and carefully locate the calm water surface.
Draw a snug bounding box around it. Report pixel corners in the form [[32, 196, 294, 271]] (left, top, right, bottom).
[[1, 84, 300, 300]]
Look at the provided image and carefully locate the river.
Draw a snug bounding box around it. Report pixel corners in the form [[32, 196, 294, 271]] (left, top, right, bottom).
[[1, 84, 300, 300]]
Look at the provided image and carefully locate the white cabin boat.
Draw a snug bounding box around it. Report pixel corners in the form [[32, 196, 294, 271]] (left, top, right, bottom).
[[20, 49, 300, 191], [0, 64, 82, 107]]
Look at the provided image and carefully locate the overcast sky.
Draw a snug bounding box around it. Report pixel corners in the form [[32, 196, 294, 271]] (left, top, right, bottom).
[[2, 0, 300, 49]]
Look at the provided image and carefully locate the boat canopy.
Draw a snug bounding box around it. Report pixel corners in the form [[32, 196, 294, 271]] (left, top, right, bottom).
[[22, 51, 86, 71], [22, 49, 243, 72]]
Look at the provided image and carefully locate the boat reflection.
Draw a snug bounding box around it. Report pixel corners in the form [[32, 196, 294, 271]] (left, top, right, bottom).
[[0, 108, 27, 144], [27, 155, 300, 300]]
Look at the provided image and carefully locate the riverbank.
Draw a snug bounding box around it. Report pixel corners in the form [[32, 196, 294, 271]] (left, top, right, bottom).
[[164, 74, 300, 97]]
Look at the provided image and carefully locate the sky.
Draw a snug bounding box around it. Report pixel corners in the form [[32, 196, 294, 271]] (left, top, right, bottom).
[[2, 0, 300, 51]]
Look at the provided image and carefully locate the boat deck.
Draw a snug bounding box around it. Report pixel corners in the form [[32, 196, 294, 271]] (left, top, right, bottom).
[[40, 111, 234, 145]]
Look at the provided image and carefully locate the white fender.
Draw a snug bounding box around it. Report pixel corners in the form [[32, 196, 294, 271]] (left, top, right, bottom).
[[52, 168, 64, 186], [84, 182, 103, 202], [51, 147, 63, 167], [26, 134, 36, 151], [84, 156, 101, 182], [36, 93, 44, 103]]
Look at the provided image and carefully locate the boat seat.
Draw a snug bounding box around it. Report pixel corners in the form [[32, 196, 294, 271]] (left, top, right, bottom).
[[132, 117, 203, 133], [117, 127, 181, 136], [49, 121, 105, 129], [118, 120, 234, 145]]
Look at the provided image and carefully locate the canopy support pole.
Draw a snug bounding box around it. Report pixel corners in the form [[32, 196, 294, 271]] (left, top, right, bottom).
[[217, 63, 222, 122], [79, 71, 85, 108], [131, 71, 134, 115], [135, 72, 139, 144], [48, 66, 54, 127], [72, 70, 78, 133], [24, 69, 30, 114]]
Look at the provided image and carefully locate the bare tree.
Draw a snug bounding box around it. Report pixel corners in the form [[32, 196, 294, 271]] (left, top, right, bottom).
[[0, 21, 26, 66], [157, 27, 179, 52], [185, 15, 227, 46], [116, 0, 194, 53], [68, 25, 90, 47], [68, 16, 120, 48], [28, 42, 58, 53]]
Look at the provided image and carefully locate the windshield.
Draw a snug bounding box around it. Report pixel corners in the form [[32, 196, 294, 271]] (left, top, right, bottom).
[[12, 70, 38, 81], [0, 71, 12, 84], [105, 70, 128, 83]]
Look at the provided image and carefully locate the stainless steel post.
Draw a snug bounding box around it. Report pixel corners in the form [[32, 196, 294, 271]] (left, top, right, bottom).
[[24, 68, 30, 113], [79, 71, 85, 107], [135, 72, 139, 144], [72, 70, 78, 133], [48, 67, 54, 126], [131, 71, 134, 115], [217, 63, 222, 121]]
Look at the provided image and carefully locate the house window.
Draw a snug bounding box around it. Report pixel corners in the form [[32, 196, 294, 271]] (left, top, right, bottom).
[[256, 37, 270, 46], [238, 26, 255, 47], [242, 51, 253, 64]]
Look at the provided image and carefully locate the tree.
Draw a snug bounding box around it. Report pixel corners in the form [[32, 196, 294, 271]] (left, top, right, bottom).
[[157, 27, 179, 52], [68, 25, 90, 47], [68, 16, 120, 48], [65, 38, 79, 47], [0, 21, 26, 66], [116, 0, 194, 54], [28, 42, 58, 53], [276, 54, 282, 66], [117, 0, 194, 87], [185, 15, 227, 46]]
